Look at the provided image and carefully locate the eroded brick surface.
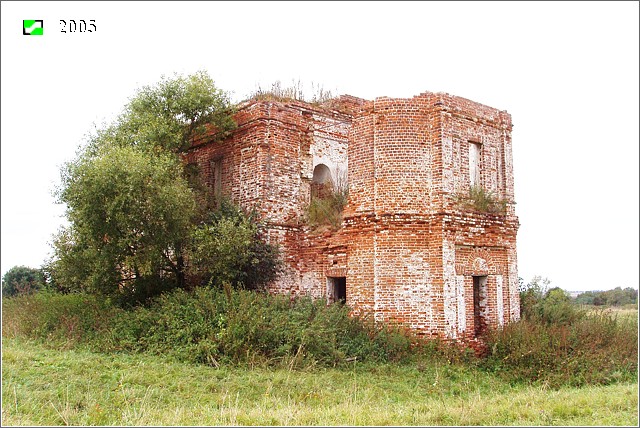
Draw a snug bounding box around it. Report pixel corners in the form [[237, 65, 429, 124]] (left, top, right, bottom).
[[185, 92, 520, 340]]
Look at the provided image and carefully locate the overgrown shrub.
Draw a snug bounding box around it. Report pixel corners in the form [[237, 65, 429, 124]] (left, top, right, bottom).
[[455, 185, 507, 214], [481, 311, 638, 388], [478, 276, 638, 387], [1, 287, 413, 368], [3, 284, 636, 386], [306, 180, 348, 231], [519, 277, 585, 325], [189, 199, 283, 291], [1, 291, 117, 347]]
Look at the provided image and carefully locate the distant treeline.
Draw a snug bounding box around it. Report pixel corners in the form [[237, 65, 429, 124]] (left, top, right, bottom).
[[573, 287, 638, 306]]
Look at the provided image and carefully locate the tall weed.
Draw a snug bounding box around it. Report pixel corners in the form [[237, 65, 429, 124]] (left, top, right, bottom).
[[482, 311, 638, 387], [3, 288, 637, 388], [2, 288, 413, 368], [2, 292, 118, 349]]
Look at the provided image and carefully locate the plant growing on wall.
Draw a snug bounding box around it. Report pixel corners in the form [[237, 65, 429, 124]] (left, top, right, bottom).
[[455, 185, 507, 214], [246, 79, 336, 105], [306, 170, 348, 232]]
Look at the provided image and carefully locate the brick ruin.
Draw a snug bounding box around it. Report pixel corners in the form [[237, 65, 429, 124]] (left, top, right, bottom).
[[185, 91, 520, 340]]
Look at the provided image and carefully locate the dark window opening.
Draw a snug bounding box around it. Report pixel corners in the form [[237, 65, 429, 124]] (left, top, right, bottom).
[[185, 163, 200, 189], [328, 276, 346, 304]]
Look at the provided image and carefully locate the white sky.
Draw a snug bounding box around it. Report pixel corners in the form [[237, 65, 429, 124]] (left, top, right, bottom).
[[1, 1, 638, 292]]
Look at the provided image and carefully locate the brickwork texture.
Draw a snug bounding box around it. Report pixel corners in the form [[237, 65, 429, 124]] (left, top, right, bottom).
[[185, 91, 520, 340]]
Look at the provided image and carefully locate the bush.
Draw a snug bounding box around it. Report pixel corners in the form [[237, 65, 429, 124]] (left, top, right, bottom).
[[519, 277, 584, 325], [4, 284, 636, 387], [1, 265, 46, 297], [455, 185, 507, 214], [2, 287, 415, 368], [478, 276, 638, 387], [189, 199, 283, 291], [1, 291, 117, 347], [306, 181, 348, 231], [481, 311, 638, 388]]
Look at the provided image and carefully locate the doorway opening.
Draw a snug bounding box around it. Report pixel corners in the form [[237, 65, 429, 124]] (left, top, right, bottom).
[[327, 277, 346, 304], [472, 275, 488, 337]]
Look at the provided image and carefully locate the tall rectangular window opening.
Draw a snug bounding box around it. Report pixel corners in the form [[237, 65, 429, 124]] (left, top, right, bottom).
[[469, 141, 481, 186], [211, 157, 223, 199]]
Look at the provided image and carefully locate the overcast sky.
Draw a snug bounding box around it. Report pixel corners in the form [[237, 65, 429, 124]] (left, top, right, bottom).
[[2, 1, 638, 292]]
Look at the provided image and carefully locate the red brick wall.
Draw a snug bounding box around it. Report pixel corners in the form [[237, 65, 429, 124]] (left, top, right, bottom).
[[185, 98, 354, 298], [344, 92, 519, 339], [187, 91, 520, 340]]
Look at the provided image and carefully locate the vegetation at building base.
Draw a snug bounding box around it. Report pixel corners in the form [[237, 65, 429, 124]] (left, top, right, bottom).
[[2, 277, 637, 387], [2, 273, 637, 425], [477, 277, 638, 388], [1, 288, 412, 369], [189, 199, 283, 291]]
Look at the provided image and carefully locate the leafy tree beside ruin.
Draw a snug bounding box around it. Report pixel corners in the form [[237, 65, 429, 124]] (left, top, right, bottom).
[[49, 71, 281, 304], [52, 146, 197, 301], [87, 71, 236, 155]]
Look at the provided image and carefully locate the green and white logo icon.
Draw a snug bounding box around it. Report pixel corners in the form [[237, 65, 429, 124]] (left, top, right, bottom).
[[23, 20, 44, 36]]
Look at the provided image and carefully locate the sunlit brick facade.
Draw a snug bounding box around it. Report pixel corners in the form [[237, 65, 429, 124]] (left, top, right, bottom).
[[185, 91, 520, 339]]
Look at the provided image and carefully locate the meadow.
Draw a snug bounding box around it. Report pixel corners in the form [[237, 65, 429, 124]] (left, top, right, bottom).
[[2, 337, 637, 426], [2, 289, 638, 426]]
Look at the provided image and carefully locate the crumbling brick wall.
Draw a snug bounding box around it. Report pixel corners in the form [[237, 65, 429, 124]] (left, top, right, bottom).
[[344, 92, 519, 338], [186, 91, 519, 340]]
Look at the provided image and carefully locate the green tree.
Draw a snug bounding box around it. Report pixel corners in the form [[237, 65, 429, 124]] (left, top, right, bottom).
[[50, 71, 285, 304], [573, 287, 637, 307], [518, 275, 550, 320], [537, 287, 582, 325], [1, 265, 45, 297], [601, 287, 638, 306], [190, 200, 282, 291], [53, 146, 197, 302], [574, 291, 596, 305], [520, 276, 583, 325], [89, 71, 236, 155]]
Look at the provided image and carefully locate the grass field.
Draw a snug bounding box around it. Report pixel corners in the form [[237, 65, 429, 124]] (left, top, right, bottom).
[[2, 337, 638, 426], [584, 305, 639, 321]]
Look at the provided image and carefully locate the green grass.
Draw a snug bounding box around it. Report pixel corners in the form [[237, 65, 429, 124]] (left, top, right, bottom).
[[582, 305, 639, 322], [2, 337, 638, 426]]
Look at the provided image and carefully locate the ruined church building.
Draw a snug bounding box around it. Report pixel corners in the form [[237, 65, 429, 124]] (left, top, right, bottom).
[[186, 91, 520, 340]]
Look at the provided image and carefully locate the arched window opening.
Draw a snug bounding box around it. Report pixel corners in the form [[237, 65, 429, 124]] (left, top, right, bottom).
[[311, 164, 333, 200]]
